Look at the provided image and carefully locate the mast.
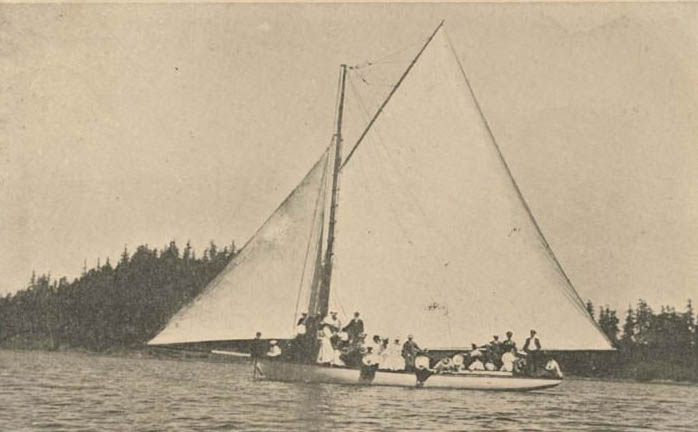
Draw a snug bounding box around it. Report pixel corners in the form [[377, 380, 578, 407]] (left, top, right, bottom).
[[316, 64, 347, 319], [312, 21, 443, 316]]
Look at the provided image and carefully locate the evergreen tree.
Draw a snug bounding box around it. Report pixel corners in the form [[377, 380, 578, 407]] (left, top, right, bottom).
[[586, 300, 595, 321], [621, 305, 635, 345], [120, 246, 130, 265], [635, 299, 653, 345], [684, 299, 695, 336], [598, 306, 619, 345]]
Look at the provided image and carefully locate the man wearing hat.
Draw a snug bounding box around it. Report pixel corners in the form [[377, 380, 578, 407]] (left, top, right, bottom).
[[523, 329, 542, 374], [342, 311, 364, 344], [250, 331, 267, 360], [401, 334, 422, 372]]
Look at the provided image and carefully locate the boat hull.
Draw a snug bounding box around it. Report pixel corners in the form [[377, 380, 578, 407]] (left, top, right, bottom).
[[256, 360, 561, 391]]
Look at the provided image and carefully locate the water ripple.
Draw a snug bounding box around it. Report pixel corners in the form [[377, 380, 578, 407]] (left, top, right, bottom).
[[1, 350, 697, 431]]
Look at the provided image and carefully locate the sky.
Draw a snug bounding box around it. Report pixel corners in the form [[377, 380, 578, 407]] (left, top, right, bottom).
[[1, 2, 696, 313]]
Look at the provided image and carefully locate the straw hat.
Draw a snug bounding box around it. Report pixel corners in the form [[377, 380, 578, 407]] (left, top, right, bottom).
[[415, 355, 430, 370]]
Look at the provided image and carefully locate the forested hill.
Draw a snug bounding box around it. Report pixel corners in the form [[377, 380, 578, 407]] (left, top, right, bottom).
[[0, 241, 234, 351], [1, 241, 697, 382]]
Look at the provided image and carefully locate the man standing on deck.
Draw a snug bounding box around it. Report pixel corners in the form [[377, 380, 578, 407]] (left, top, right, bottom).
[[342, 311, 364, 344], [401, 334, 421, 372], [250, 332, 266, 360], [523, 329, 542, 374]]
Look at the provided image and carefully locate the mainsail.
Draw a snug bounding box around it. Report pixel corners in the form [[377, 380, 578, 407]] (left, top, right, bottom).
[[328, 28, 612, 350], [148, 151, 329, 345], [150, 24, 612, 352]]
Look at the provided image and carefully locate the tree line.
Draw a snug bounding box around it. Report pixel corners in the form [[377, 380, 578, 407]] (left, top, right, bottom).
[[1, 242, 696, 382], [0, 241, 234, 351], [556, 298, 698, 382]]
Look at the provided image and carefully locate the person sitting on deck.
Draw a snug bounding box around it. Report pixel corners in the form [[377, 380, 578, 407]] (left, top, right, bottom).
[[355, 333, 367, 350], [432, 357, 456, 373], [342, 312, 364, 344], [401, 335, 422, 372], [335, 331, 350, 351], [267, 340, 282, 358], [339, 333, 366, 368], [370, 335, 383, 354], [295, 313, 308, 336], [452, 353, 466, 371], [514, 354, 527, 375], [500, 346, 518, 372], [469, 343, 483, 360], [359, 347, 381, 382], [467, 356, 485, 371], [363, 346, 381, 366], [544, 358, 563, 378], [332, 341, 346, 367]]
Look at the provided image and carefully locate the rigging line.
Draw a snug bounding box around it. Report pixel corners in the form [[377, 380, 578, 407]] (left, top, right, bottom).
[[437, 37, 590, 317], [442, 29, 608, 339], [292, 147, 331, 331], [342, 20, 445, 170], [350, 36, 429, 70]]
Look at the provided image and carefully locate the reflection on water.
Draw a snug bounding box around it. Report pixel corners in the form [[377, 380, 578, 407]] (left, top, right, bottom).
[[1, 350, 696, 431]]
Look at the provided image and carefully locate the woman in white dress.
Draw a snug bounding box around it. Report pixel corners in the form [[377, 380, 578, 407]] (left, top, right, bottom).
[[316, 326, 335, 365], [385, 338, 404, 371]]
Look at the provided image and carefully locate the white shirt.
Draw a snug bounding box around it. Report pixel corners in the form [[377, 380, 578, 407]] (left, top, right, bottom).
[[267, 345, 282, 357], [545, 359, 563, 377]]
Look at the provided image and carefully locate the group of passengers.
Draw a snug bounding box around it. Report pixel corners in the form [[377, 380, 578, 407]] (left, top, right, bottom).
[[416, 329, 561, 378], [252, 311, 562, 379]]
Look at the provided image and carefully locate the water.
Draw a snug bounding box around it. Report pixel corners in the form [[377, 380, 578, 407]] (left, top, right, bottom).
[[1, 350, 696, 431]]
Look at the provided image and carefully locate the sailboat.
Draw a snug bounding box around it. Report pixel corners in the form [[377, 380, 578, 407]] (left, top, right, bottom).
[[148, 22, 613, 391]]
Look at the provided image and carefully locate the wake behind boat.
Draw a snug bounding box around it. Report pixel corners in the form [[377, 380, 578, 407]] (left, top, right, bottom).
[[147, 21, 613, 391]]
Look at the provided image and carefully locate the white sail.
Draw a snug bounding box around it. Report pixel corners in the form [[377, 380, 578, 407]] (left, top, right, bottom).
[[329, 29, 612, 350], [148, 150, 329, 345]]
